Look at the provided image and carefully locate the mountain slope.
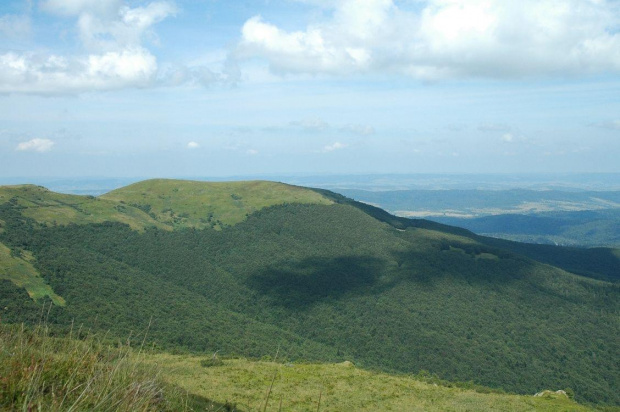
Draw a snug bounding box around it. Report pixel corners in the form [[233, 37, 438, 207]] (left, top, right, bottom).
[[312, 188, 620, 282], [0, 184, 165, 230], [0, 242, 64, 306], [0, 180, 618, 405], [100, 179, 333, 229], [150, 355, 593, 412]]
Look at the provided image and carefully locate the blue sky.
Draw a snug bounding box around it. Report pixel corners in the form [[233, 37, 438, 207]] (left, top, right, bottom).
[[1, 0, 619, 178]]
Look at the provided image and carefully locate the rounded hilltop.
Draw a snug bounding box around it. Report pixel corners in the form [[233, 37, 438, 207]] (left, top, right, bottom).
[[100, 178, 334, 229]]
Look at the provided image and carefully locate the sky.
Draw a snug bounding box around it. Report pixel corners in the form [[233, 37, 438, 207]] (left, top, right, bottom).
[[1, 0, 619, 178]]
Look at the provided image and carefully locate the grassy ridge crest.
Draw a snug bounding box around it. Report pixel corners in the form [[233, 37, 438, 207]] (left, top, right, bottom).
[[0, 184, 165, 231], [101, 179, 333, 229], [0, 179, 334, 231]]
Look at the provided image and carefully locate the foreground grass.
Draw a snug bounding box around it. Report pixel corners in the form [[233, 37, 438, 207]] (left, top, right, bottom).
[[0, 323, 603, 411], [148, 354, 595, 412], [0, 324, 218, 411]]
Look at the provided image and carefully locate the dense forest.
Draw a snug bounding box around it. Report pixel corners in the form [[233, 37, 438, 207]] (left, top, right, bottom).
[[0, 181, 618, 406]]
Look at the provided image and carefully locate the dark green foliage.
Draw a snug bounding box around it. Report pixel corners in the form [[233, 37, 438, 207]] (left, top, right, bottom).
[[0, 280, 48, 324], [481, 238, 620, 282], [0, 199, 618, 405]]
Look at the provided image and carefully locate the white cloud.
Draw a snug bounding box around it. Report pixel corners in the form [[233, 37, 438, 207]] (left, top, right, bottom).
[[76, 1, 177, 51], [0, 48, 157, 94], [187, 141, 200, 149], [236, 0, 620, 79], [246, 149, 259, 155], [323, 142, 347, 152], [0, 1, 175, 94], [502, 133, 514, 142], [0, 14, 31, 38], [16, 138, 55, 152]]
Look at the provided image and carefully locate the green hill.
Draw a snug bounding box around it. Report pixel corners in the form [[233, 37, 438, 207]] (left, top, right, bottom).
[[0, 180, 618, 406], [0, 184, 165, 230], [100, 179, 333, 229], [0, 179, 332, 232]]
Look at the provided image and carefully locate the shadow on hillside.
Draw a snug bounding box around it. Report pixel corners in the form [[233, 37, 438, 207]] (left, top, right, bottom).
[[247, 255, 386, 308], [387, 243, 528, 289]]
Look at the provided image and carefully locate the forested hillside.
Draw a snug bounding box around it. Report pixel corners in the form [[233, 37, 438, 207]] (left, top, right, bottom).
[[0, 180, 618, 406]]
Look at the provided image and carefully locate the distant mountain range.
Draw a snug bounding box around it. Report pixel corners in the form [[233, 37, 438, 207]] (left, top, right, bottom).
[[1, 179, 618, 405], [335, 188, 620, 248]]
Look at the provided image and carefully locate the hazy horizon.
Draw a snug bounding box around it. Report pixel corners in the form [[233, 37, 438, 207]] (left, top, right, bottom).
[[2, 172, 619, 195]]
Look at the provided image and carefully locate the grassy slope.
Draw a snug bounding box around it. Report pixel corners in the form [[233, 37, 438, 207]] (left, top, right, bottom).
[[1, 323, 591, 412], [148, 354, 593, 412], [0, 184, 166, 231], [0, 242, 64, 306], [101, 179, 333, 229], [0, 179, 332, 232], [0, 324, 221, 411]]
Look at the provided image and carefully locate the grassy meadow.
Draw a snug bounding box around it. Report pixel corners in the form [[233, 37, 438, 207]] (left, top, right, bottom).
[[147, 354, 594, 412], [0, 185, 165, 231], [101, 179, 333, 229], [0, 323, 224, 411]]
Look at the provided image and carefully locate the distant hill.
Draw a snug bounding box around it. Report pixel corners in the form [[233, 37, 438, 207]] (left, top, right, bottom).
[[431, 209, 620, 248], [0, 180, 618, 405], [0, 184, 166, 230], [0, 179, 332, 232], [336, 188, 620, 217], [101, 179, 333, 229]]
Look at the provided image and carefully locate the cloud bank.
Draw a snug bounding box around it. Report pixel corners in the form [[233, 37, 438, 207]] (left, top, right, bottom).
[[0, 0, 176, 94], [16, 138, 55, 152], [237, 0, 620, 79]]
